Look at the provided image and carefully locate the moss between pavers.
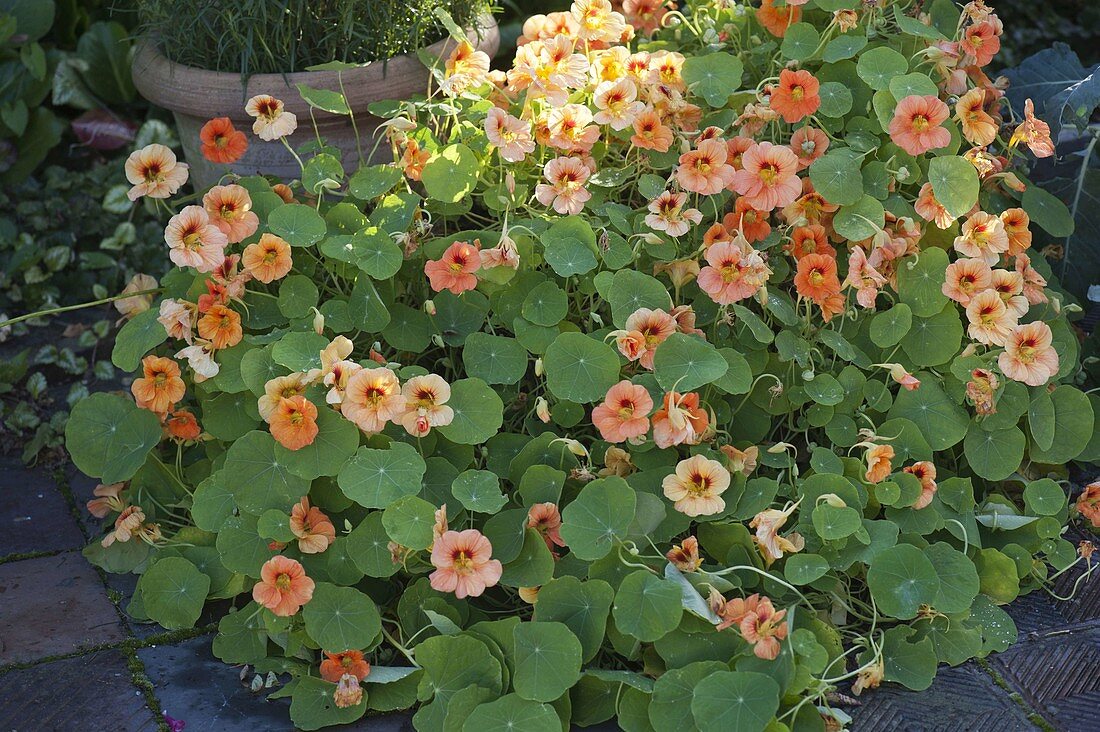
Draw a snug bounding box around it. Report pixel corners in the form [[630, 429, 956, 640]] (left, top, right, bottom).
[[975, 657, 1057, 732]]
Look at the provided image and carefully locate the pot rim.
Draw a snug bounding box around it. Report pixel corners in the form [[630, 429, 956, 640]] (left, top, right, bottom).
[[131, 14, 499, 119]]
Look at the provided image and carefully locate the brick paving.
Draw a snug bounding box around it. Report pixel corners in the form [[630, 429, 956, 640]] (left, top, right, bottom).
[[0, 452, 1095, 730]]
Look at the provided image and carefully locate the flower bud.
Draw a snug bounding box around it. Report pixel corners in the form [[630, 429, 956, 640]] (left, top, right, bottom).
[[311, 307, 325, 335], [534, 357, 544, 377], [535, 397, 551, 424], [424, 299, 436, 316]]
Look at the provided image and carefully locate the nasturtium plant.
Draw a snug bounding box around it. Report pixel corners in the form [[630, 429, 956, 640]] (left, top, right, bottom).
[[65, 2, 1099, 730]]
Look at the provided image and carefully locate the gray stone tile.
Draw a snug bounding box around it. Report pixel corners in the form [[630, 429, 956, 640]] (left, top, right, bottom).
[[0, 648, 157, 731], [0, 551, 126, 664], [0, 458, 84, 558]]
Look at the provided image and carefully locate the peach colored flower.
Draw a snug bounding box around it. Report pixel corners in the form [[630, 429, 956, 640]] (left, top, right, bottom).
[[332, 673, 363, 707], [999, 321, 1059, 386], [485, 107, 535, 162], [535, 156, 592, 215], [954, 211, 1009, 265], [272, 183, 295, 203], [200, 117, 248, 164], [966, 289, 1017, 346], [647, 50, 686, 91], [757, 0, 801, 38], [622, 0, 669, 36], [630, 107, 674, 152], [834, 9, 859, 32], [442, 40, 490, 96], [653, 259, 700, 288], [399, 138, 431, 181], [197, 303, 242, 350], [853, 658, 885, 696], [593, 78, 645, 130], [732, 142, 802, 211], [720, 444, 759, 477], [789, 126, 829, 170], [651, 391, 708, 449], [320, 651, 370, 684], [677, 138, 735, 195], [991, 268, 1029, 318], [943, 257, 993, 305], [666, 536, 702, 572], [202, 185, 259, 244], [101, 505, 157, 547], [904, 461, 938, 510], [1010, 99, 1054, 158], [698, 240, 769, 305], [1015, 252, 1048, 305], [645, 190, 702, 237], [290, 497, 336, 554], [962, 21, 1000, 67], [864, 444, 894, 484], [843, 246, 887, 308], [599, 446, 635, 478], [425, 240, 481, 295], [955, 88, 998, 147], [165, 409, 202, 441], [769, 69, 820, 123], [1000, 208, 1032, 256], [268, 395, 319, 451], [547, 103, 600, 152], [245, 95, 297, 141], [480, 232, 520, 270], [429, 529, 503, 599], [882, 363, 921, 391], [164, 206, 228, 273], [132, 355, 185, 415], [572, 0, 628, 44], [1076, 482, 1100, 528], [915, 183, 956, 229], [399, 374, 454, 437], [115, 274, 158, 319], [253, 556, 314, 616], [592, 380, 653, 443], [889, 95, 951, 156], [338, 365, 404, 433], [614, 307, 677, 369], [528, 502, 567, 552], [740, 597, 788, 660], [257, 373, 314, 421], [242, 233, 293, 284], [662, 454, 730, 517], [750, 503, 804, 563], [125, 143, 189, 201], [710, 591, 761, 632], [87, 482, 126, 519]]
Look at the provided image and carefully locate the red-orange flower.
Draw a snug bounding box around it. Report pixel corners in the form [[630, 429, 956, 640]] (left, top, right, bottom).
[[200, 117, 248, 164], [1077, 482, 1100, 528], [740, 596, 788, 660], [252, 556, 314, 616], [197, 304, 243, 350], [165, 409, 201, 441], [320, 650, 371, 683], [757, 0, 800, 38], [769, 69, 820, 123], [786, 224, 834, 260], [794, 253, 841, 303], [889, 95, 951, 156], [425, 240, 481, 294], [132, 355, 186, 414], [527, 502, 567, 552]]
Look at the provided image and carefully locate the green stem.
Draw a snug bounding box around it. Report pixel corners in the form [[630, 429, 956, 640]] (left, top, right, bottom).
[[0, 288, 162, 329]]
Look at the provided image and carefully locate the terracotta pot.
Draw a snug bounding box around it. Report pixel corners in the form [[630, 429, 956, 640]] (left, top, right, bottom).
[[131, 16, 499, 189]]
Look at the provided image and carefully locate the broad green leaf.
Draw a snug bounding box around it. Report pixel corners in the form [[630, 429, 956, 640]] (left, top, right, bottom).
[[857, 47, 909, 90], [613, 570, 682, 643], [822, 34, 867, 64], [346, 512, 401, 577], [65, 393, 162, 484], [541, 215, 599, 277], [271, 331, 328, 371], [888, 73, 939, 100], [812, 503, 862, 540], [817, 81, 854, 117], [501, 528, 555, 588], [213, 603, 268, 664], [225, 430, 309, 514], [522, 281, 569, 326], [1028, 390, 1056, 451], [1028, 385, 1093, 464], [870, 303, 913, 347], [928, 156, 979, 219], [888, 375, 969, 450], [809, 150, 864, 206], [963, 423, 1024, 481], [348, 164, 403, 200], [415, 634, 503, 706], [925, 542, 979, 614], [302, 582, 382, 652], [191, 473, 236, 532], [833, 195, 884, 241], [1022, 185, 1074, 237], [437, 377, 504, 445], [897, 248, 950, 317], [533, 577, 614, 663], [544, 333, 621, 404], [215, 514, 275, 576], [276, 407, 360, 480], [804, 374, 845, 406], [512, 621, 583, 702], [338, 442, 427, 508], [462, 333, 528, 385], [649, 661, 727, 732], [382, 495, 437, 550], [295, 83, 350, 114], [784, 554, 830, 585], [560, 477, 637, 560], [452, 469, 508, 513], [422, 143, 478, 203], [780, 23, 820, 61], [879, 626, 937, 691], [139, 556, 210, 630], [900, 305, 963, 367], [290, 675, 366, 730], [269, 203, 327, 247], [462, 694, 561, 732], [607, 269, 673, 327], [1023, 478, 1067, 516], [690, 671, 779, 732], [112, 308, 167, 371], [867, 544, 941, 619], [681, 53, 743, 107], [653, 333, 728, 392]]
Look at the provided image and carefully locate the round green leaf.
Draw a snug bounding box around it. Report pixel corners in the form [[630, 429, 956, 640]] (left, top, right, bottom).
[[541, 215, 598, 277], [812, 503, 862, 540], [422, 143, 478, 203], [817, 81, 853, 117], [780, 23, 820, 61], [302, 582, 382, 651], [452, 469, 508, 513], [870, 303, 913, 347], [65, 393, 162, 484], [462, 333, 528, 385], [888, 375, 969, 450], [544, 332, 621, 404], [822, 34, 867, 63], [415, 634, 503, 706], [804, 374, 845, 406], [613, 570, 682, 643], [560, 476, 637, 561], [925, 542, 979, 614], [382, 495, 437, 550], [857, 47, 909, 90], [276, 407, 361, 480], [271, 331, 328, 371], [928, 156, 979, 219], [139, 556, 210, 630], [533, 577, 614, 663], [225, 430, 310, 514], [1023, 478, 1067, 516], [512, 621, 583, 702], [290, 675, 367, 730], [462, 695, 560, 732], [277, 275, 319, 319], [897, 248, 950, 317], [1022, 185, 1074, 237], [833, 195, 884, 241], [501, 528, 556, 588], [269, 203, 327, 247], [607, 270, 673, 327], [1029, 385, 1094, 464], [436, 377, 504, 445], [522, 281, 569, 326], [867, 544, 941, 619], [900, 305, 963, 367], [690, 671, 780, 732], [111, 308, 168, 372], [809, 151, 864, 206], [650, 661, 727, 732], [681, 52, 743, 107], [338, 442, 427, 508], [784, 554, 830, 585], [653, 332, 728, 392], [347, 512, 401, 577], [888, 73, 939, 100], [963, 423, 1025, 481], [191, 473, 237, 532]]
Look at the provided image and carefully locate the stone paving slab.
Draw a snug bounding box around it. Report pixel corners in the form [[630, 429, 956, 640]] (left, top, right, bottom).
[[0, 550, 127, 664], [0, 458, 84, 558], [0, 648, 158, 732]]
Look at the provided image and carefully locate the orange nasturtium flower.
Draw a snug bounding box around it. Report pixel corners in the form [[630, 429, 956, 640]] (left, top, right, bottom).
[[125, 143, 189, 201], [864, 444, 895, 484], [165, 409, 201, 441], [197, 304, 243, 350], [202, 184, 259, 244], [268, 395, 319, 451], [888, 95, 951, 156], [1077, 482, 1100, 528], [740, 596, 789, 660], [425, 240, 482, 295], [242, 233, 293, 284], [320, 650, 371, 684], [399, 374, 455, 437], [904, 461, 938, 510], [769, 69, 820, 124], [290, 497, 336, 554], [527, 502, 567, 552], [998, 321, 1059, 386], [756, 0, 801, 38], [199, 117, 248, 164], [591, 380, 653, 443], [252, 556, 315, 616], [132, 355, 186, 415], [429, 529, 503, 599]]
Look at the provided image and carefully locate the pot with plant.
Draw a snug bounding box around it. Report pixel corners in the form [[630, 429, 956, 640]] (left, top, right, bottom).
[[129, 0, 498, 188]]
